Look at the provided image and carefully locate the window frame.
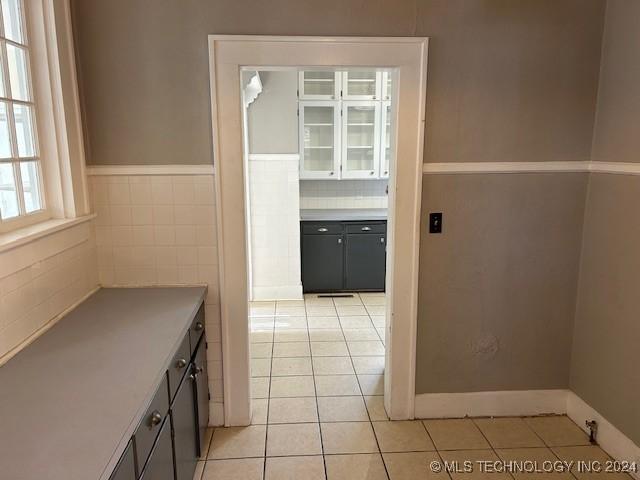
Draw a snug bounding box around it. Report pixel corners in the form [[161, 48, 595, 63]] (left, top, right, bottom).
[[0, 0, 50, 233]]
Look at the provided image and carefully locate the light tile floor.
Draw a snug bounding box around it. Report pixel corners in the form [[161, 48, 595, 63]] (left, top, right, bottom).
[[194, 293, 631, 480]]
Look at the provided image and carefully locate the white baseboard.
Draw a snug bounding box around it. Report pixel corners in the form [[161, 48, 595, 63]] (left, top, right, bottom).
[[567, 392, 640, 480], [414, 390, 568, 419], [252, 285, 303, 301]]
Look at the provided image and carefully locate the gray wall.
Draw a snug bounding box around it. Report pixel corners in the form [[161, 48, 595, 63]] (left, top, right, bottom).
[[571, 0, 640, 445], [247, 71, 298, 154], [71, 0, 605, 165], [72, 1, 623, 414], [416, 173, 588, 393]]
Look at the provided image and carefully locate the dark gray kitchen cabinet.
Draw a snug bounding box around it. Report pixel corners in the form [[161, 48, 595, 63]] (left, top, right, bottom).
[[301, 229, 344, 292], [171, 374, 198, 480], [345, 233, 386, 290], [139, 418, 174, 480], [301, 220, 386, 292], [109, 440, 136, 480], [192, 338, 210, 457]]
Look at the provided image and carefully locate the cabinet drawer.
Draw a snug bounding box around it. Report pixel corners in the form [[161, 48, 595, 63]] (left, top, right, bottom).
[[301, 222, 343, 235], [134, 375, 169, 472], [345, 223, 386, 234], [167, 333, 191, 402], [188, 305, 205, 356], [138, 417, 174, 480]]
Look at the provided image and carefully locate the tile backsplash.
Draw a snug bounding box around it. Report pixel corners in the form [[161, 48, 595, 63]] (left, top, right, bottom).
[[89, 173, 224, 425], [299, 179, 388, 210], [0, 223, 98, 361]]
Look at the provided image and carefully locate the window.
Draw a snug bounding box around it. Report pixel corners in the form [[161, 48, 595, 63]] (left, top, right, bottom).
[[0, 0, 45, 228]]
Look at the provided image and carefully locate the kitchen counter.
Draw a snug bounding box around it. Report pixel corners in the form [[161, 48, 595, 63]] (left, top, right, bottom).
[[300, 208, 388, 221], [0, 286, 206, 480]]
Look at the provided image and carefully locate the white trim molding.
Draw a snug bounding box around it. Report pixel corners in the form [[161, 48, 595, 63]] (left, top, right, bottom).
[[422, 161, 640, 176], [567, 392, 640, 480], [86, 164, 215, 176], [209, 35, 429, 426], [414, 390, 569, 419]]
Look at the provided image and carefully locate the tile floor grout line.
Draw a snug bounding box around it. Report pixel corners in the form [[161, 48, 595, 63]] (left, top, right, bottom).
[[333, 293, 392, 480], [305, 297, 330, 480], [262, 313, 276, 474]]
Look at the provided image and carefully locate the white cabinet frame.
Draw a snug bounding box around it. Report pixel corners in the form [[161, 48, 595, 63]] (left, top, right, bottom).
[[341, 71, 382, 100], [299, 100, 341, 179], [298, 71, 341, 100], [381, 71, 392, 101], [341, 100, 381, 179], [380, 100, 391, 178]]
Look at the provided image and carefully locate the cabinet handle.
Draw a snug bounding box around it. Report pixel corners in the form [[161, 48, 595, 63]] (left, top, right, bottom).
[[194, 321, 204, 332], [329, 171, 334, 176], [176, 358, 187, 369], [194, 365, 204, 375], [337, 238, 343, 244], [384, 171, 388, 175], [380, 237, 385, 244], [370, 171, 375, 175], [317, 228, 328, 232], [361, 227, 372, 231], [149, 411, 162, 428]]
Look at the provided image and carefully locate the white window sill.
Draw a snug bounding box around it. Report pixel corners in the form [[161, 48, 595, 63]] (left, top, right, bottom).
[[0, 214, 96, 254]]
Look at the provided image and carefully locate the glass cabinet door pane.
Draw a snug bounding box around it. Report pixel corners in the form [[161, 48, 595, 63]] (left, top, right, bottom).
[[345, 71, 377, 98], [302, 71, 336, 98], [302, 105, 334, 172], [345, 105, 376, 172]]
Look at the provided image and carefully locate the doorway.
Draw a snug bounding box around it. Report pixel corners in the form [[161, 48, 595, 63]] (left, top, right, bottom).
[[208, 36, 428, 426]]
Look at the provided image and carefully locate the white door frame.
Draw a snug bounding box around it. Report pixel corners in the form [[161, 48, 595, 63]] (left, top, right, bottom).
[[208, 35, 428, 426]]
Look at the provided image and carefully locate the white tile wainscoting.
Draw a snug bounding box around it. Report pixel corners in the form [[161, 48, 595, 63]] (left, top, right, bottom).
[[299, 179, 388, 210], [89, 172, 225, 425], [0, 221, 99, 362], [248, 154, 302, 301]]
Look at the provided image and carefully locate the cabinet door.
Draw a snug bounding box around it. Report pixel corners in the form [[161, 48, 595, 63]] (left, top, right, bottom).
[[342, 71, 381, 100], [302, 233, 344, 292], [298, 71, 340, 100], [193, 338, 210, 458], [171, 375, 198, 480], [109, 440, 136, 480], [380, 101, 391, 179], [299, 101, 340, 179], [342, 101, 381, 179], [139, 418, 174, 480], [345, 233, 386, 291]]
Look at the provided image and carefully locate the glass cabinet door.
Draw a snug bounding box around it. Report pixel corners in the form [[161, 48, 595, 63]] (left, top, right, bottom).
[[380, 101, 391, 178], [299, 101, 340, 179], [342, 71, 381, 100], [298, 71, 340, 100], [341, 101, 380, 178]]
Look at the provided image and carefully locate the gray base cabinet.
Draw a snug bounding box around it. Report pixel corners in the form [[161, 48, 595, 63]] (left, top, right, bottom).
[[301, 221, 386, 292], [171, 375, 198, 480], [192, 338, 210, 457], [139, 419, 174, 480], [111, 302, 209, 480]]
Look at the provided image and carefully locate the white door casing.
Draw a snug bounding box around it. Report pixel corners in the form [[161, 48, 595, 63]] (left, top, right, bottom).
[[208, 35, 428, 426]]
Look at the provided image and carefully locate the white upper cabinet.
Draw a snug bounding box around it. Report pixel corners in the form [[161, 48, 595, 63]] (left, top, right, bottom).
[[380, 101, 391, 178], [341, 101, 381, 178], [298, 70, 391, 180], [298, 71, 341, 100], [299, 101, 341, 179], [341, 71, 382, 100]]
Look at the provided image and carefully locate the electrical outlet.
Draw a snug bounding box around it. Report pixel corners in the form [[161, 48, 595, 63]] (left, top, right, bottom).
[[429, 212, 443, 234]]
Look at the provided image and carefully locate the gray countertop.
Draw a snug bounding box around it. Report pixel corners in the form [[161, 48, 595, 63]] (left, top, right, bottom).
[[300, 208, 388, 221], [0, 286, 206, 480]]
